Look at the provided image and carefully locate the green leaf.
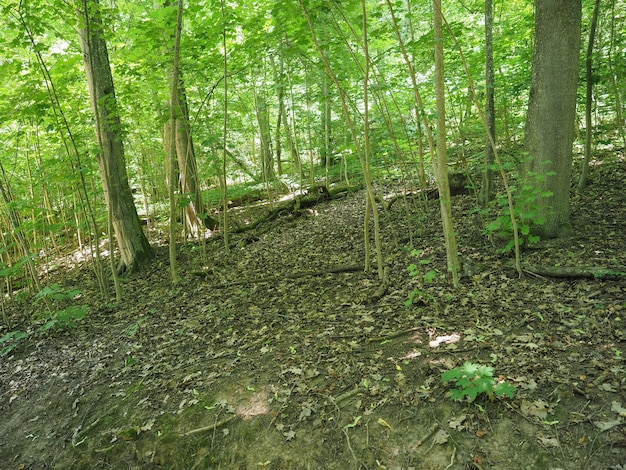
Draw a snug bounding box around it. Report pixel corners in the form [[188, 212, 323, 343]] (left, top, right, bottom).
[[494, 382, 517, 398]]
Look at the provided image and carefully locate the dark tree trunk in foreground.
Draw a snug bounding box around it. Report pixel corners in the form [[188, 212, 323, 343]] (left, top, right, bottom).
[[524, 0, 581, 238], [78, 0, 153, 274]]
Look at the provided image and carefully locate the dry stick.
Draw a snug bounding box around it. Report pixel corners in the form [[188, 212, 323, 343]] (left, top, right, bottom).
[[181, 415, 236, 437], [437, 8, 522, 277]]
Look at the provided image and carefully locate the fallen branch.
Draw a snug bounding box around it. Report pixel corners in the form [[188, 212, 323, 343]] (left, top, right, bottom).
[[522, 265, 626, 280], [181, 415, 236, 437]]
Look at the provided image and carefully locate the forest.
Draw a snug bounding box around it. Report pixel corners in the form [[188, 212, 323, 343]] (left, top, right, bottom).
[[1, 0, 625, 468]]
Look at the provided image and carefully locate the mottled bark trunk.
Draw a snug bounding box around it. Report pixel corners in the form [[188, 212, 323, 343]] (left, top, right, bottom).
[[78, 0, 153, 274], [524, 0, 581, 238]]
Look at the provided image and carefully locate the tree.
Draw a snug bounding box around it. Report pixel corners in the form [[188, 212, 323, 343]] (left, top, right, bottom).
[[77, 0, 153, 274], [433, 0, 461, 286], [160, 2, 217, 236], [479, 0, 495, 208], [523, 0, 582, 238], [577, 0, 601, 193]]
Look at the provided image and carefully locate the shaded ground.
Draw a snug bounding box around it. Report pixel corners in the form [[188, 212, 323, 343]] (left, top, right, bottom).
[[1, 159, 626, 469]]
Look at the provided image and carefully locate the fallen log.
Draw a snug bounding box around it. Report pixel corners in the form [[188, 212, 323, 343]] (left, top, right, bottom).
[[522, 265, 626, 280]]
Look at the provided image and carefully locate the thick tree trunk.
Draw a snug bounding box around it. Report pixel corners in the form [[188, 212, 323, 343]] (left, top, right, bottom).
[[523, 0, 582, 238], [78, 0, 153, 275]]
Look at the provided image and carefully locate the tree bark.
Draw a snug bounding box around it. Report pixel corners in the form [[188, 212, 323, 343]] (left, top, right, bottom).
[[577, 0, 601, 193], [162, 82, 218, 234], [523, 0, 582, 238], [255, 92, 276, 182], [479, 0, 495, 208], [77, 0, 153, 275], [433, 0, 461, 287]]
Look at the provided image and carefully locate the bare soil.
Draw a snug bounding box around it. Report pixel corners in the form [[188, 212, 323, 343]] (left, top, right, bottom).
[[1, 159, 626, 469]]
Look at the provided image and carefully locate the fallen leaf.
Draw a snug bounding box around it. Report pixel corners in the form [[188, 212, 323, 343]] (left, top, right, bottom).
[[537, 434, 560, 447], [611, 401, 626, 417], [593, 419, 622, 431]]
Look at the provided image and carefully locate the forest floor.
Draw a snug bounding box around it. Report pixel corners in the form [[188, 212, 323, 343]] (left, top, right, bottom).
[[1, 158, 626, 470]]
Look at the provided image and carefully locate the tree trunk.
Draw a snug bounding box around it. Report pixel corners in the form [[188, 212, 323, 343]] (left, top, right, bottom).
[[523, 0, 582, 238], [163, 82, 218, 234], [433, 0, 461, 287], [577, 0, 601, 193], [479, 0, 495, 208], [77, 0, 153, 275], [255, 92, 276, 182]]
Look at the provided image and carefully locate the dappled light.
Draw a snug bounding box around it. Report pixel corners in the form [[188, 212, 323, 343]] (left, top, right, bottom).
[[1, 0, 625, 468]]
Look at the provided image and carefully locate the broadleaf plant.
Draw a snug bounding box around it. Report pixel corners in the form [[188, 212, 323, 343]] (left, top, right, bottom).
[[441, 362, 516, 401]]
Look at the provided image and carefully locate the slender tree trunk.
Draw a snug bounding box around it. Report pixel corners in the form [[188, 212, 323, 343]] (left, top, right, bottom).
[[77, 0, 153, 275], [166, 0, 184, 284], [159, 1, 216, 235], [607, 0, 626, 149], [480, 0, 495, 207], [577, 0, 600, 193], [0, 162, 41, 294], [523, 0, 582, 238], [299, 0, 385, 280], [433, 0, 460, 287], [163, 82, 217, 235], [272, 56, 285, 176], [221, 0, 230, 253]]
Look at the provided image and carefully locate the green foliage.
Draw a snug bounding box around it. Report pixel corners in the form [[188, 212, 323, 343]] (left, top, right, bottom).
[[441, 362, 516, 401], [0, 330, 28, 357], [39, 305, 88, 331], [480, 170, 554, 252], [405, 249, 437, 306], [34, 283, 88, 331]]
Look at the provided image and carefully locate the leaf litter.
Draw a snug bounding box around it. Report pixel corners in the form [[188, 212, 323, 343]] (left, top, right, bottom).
[[1, 160, 626, 469]]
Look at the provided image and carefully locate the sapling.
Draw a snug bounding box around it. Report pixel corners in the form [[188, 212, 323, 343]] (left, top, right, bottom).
[[441, 362, 516, 401]]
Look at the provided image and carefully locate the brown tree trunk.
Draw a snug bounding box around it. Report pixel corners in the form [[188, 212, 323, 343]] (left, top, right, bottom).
[[163, 83, 217, 234], [523, 0, 582, 238], [433, 0, 461, 286], [479, 0, 495, 208], [255, 92, 276, 182], [78, 0, 153, 275]]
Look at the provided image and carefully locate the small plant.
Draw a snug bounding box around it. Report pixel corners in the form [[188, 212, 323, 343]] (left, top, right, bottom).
[[441, 362, 516, 401], [405, 249, 437, 306], [34, 283, 88, 331], [479, 168, 554, 253], [0, 330, 28, 356]]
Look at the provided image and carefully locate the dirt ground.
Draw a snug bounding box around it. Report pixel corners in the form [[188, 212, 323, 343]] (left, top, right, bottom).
[[1, 159, 625, 469]]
